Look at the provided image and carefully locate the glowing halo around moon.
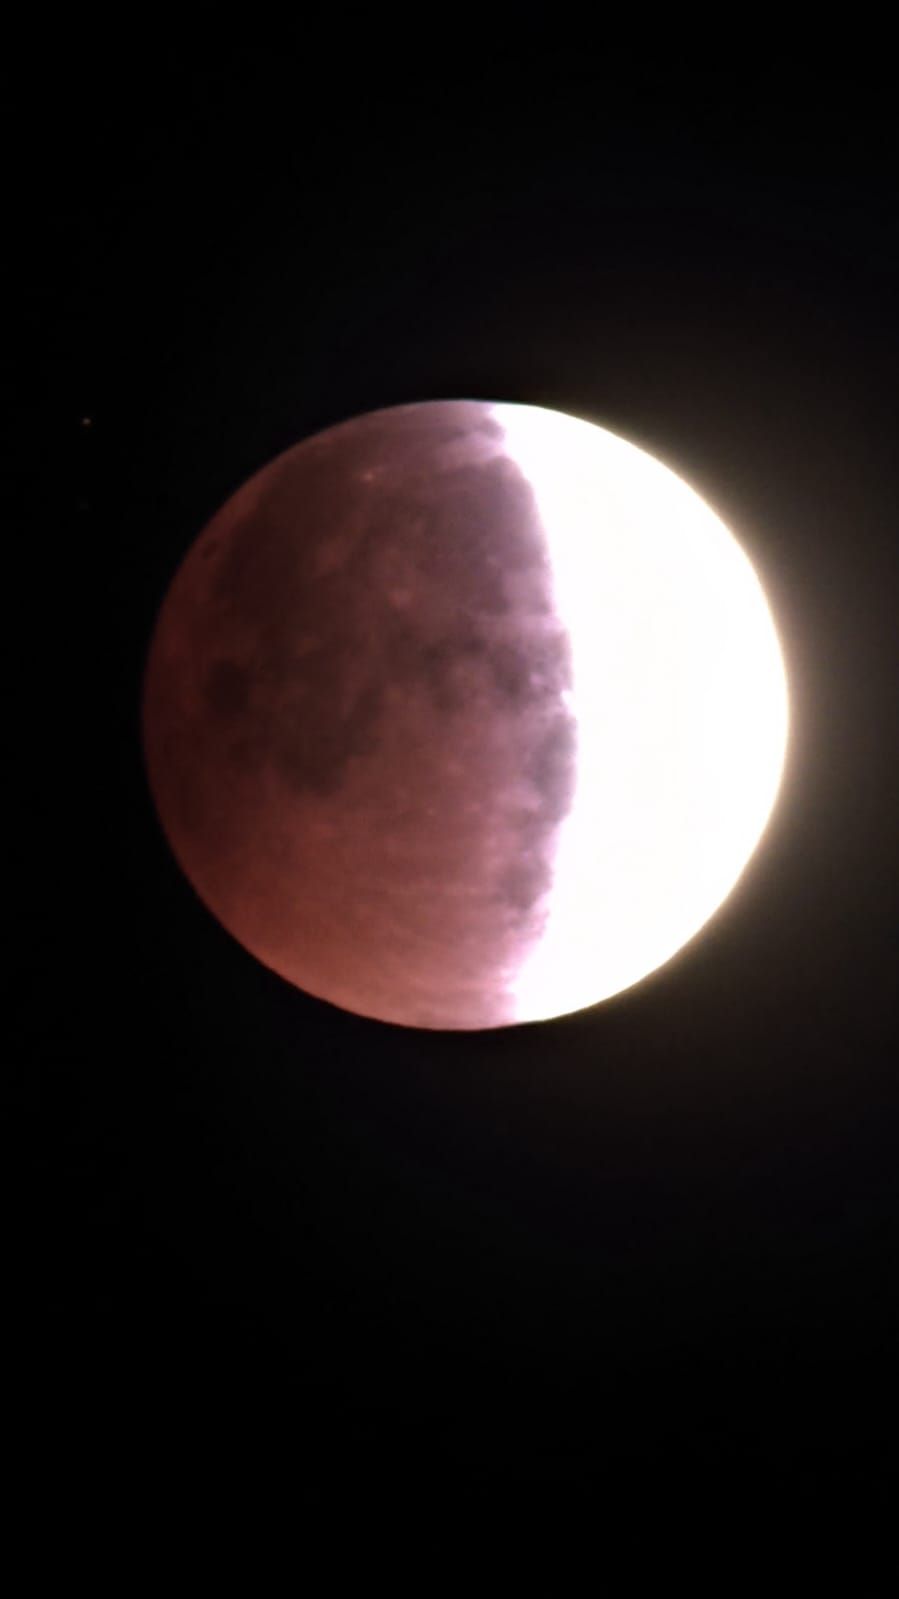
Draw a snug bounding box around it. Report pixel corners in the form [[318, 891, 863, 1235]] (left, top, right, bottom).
[[142, 400, 789, 1030]]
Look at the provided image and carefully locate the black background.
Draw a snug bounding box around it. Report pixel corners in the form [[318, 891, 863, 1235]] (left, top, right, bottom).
[[20, 27, 898, 1522]]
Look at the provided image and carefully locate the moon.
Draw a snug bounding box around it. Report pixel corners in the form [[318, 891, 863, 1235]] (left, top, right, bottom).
[[142, 401, 789, 1030]]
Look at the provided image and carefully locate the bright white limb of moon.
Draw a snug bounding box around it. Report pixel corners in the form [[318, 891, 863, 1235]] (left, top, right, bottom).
[[494, 404, 790, 1021]]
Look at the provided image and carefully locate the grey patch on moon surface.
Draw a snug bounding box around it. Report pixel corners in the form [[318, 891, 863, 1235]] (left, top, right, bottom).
[[143, 401, 579, 1027], [206, 403, 575, 823]]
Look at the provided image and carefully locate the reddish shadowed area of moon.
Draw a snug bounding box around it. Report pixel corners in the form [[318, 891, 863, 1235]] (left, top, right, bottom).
[[142, 402, 578, 1029]]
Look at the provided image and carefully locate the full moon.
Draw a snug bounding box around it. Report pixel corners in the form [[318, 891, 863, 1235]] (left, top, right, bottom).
[[142, 401, 789, 1030]]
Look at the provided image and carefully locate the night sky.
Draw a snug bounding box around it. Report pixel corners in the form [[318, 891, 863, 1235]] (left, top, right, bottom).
[[21, 29, 898, 1527]]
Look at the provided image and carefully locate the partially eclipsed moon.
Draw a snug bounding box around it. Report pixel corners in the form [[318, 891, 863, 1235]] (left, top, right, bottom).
[[142, 401, 789, 1030]]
